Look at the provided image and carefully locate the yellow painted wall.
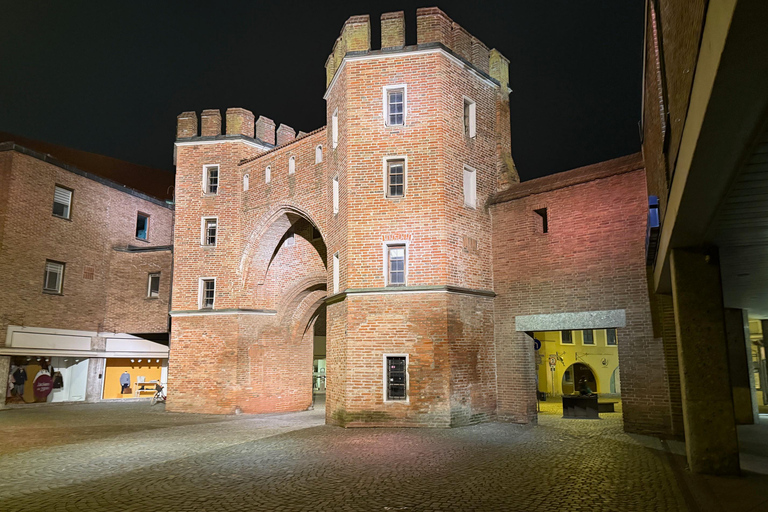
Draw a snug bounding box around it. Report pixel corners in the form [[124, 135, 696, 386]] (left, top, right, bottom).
[[535, 330, 620, 396], [103, 358, 162, 399]]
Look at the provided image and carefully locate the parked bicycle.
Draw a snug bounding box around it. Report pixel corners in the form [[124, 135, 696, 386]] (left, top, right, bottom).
[[150, 383, 167, 406]]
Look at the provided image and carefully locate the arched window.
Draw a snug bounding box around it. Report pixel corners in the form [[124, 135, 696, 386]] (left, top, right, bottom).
[[243, 173, 250, 191], [288, 156, 296, 175], [315, 145, 323, 163], [265, 166, 271, 184]]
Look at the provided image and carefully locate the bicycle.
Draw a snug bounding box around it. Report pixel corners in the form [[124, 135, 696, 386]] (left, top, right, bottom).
[[150, 384, 167, 406]]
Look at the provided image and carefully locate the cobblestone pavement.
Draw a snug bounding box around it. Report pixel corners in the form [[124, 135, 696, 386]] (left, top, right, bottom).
[[0, 398, 710, 511]]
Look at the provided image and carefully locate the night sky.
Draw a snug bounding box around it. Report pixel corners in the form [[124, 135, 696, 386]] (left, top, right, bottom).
[[0, 1, 644, 182]]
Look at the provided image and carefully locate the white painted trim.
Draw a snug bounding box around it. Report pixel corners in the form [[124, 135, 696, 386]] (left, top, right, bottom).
[[463, 164, 477, 208], [324, 47, 500, 100], [383, 353, 409, 403], [463, 96, 477, 138], [332, 175, 340, 214], [383, 84, 407, 127], [383, 155, 408, 199], [200, 216, 218, 246], [169, 309, 276, 317], [331, 109, 339, 149], [288, 155, 296, 175], [202, 164, 220, 195], [265, 165, 271, 184], [243, 173, 250, 191], [315, 145, 323, 163], [559, 331, 574, 346], [175, 138, 272, 152], [382, 239, 409, 287], [198, 277, 217, 310]]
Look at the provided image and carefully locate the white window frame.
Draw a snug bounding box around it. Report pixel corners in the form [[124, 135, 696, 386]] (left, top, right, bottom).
[[147, 272, 161, 298], [265, 166, 271, 184], [333, 252, 340, 294], [315, 145, 323, 163], [383, 84, 407, 127], [288, 156, 296, 175], [52, 185, 73, 219], [332, 109, 339, 149], [463, 165, 477, 208], [201, 216, 218, 246], [382, 240, 409, 286], [198, 277, 216, 310], [463, 97, 477, 138], [243, 173, 250, 191], [383, 156, 407, 199], [382, 353, 409, 403], [560, 330, 574, 345], [43, 260, 65, 294], [202, 164, 220, 194], [332, 176, 339, 215], [136, 212, 150, 241]]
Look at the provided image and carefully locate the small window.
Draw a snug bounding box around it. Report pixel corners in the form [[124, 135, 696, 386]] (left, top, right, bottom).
[[463, 166, 476, 208], [385, 86, 405, 126], [582, 330, 595, 345], [202, 217, 217, 246], [607, 329, 618, 346], [243, 174, 250, 191], [333, 252, 340, 294], [204, 165, 219, 194], [315, 145, 323, 163], [52, 185, 72, 219], [200, 278, 215, 309], [332, 176, 339, 214], [561, 330, 573, 344], [43, 260, 64, 294], [332, 109, 339, 149], [147, 273, 160, 298], [386, 159, 405, 198], [385, 355, 407, 401], [387, 245, 406, 286], [534, 208, 548, 234], [136, 213, 149, 240], [464, 98, 477, 138], [265, 166, 271, 184], [289, 156, 296, 175]]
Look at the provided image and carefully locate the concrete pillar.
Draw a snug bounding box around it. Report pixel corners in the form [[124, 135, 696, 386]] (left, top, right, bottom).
[[724, 308, 758, 424], [670, 248, 739, 475], [0, 356, 10, 410]]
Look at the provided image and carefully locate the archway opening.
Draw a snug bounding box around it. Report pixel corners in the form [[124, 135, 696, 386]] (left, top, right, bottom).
[[562, 363, 597, 395]]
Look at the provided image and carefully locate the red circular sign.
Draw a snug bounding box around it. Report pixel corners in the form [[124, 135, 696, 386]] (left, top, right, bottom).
[[34, 375, 53, 399]]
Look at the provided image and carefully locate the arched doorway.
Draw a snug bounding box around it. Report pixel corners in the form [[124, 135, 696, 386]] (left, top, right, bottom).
[[562, 363, 598, 395]]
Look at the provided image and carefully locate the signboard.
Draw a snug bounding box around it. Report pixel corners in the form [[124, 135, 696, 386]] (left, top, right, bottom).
[[33, 375, 53, 399], [549, 356, 557, 369], [533, 338, 541, 351]]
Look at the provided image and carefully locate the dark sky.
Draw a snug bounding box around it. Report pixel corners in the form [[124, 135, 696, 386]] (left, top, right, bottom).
[[0, 1, 644, 182]]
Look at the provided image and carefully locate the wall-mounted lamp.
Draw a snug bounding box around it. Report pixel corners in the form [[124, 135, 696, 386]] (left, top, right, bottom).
[[130, 359, 135, 363], [138, 359, 142, 363], [36, 357, 41, 361]]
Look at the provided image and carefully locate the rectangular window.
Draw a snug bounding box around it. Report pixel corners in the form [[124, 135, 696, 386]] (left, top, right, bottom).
[[316, 145, 323, 163], [464, 98, 476, 138], [43, 260, 64, 294], [385, 355, 407, 401], [204, 165, 219, 194], [136, 213, 149, 240], [534, 208, 548, 234], [52, 186, 72, 219], [387, 245, 405, 286], [332, 176, 339, 214], [582, 329, 595, 345], [200, 278, 215, 309], [386, 87, 405, 126], [463, 166, 477, 208], [147, 273, 160, 298], [202, 217, 217, 246], [333, 252, 340, 294], [387, 159, 405, 198], [289, 156, 296, 175], [561, 330, 573, 344], [265, 166, 271, 184], [606, 329, 618, 346], [332, 109, 339, 149]]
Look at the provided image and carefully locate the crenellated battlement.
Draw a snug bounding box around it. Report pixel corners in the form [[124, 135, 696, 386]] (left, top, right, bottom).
[[176, 108, 296, 148], [324, 7, 508, 90]]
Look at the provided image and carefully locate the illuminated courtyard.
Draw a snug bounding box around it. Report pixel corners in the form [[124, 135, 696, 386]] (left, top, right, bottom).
[[1, 401, 766, 511]]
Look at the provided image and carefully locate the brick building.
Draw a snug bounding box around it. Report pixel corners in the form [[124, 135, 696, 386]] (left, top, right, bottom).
[[169, 8, 674, 435], [0, 136, 175, 407]]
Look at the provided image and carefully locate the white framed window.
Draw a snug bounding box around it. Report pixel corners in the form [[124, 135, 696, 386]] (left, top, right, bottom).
[[384, 157, 406, 198], [582, 330, 595, 345], [560, 331, 573, 345], [315, 145, 323, 163], [383, 354, 408, 402], [52, 185, 73, 219], [136, 213, 149, 240], [203, 164, 219, 194], [463, 97, 476, 138], [289, 156, 296, 175], [383, 85, 406, 126], [606, 329, 618, 346], [147, 273, 160, 298], [463, 165, 477, 208], [332, 109, 339, 149], [383, 243, 407, 286], [199, 278, 216, 309], [243, 173, 250, 191], [201, 217, 217, 246], [265, 166, 271, 184], [333, 252, 340, 294], [43, 260, 64, 294], [332, 176, 339, 214]]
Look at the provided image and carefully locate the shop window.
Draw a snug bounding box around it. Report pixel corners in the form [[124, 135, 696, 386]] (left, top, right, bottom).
[[147, 273, 160, 298], [607, 328, 618, 346], [386, 159, 405, 198], [43, 260, 65, 294], [582, 329, 595, 345], [136, 213, 149, 240], [561, 330, 573, 345], [52, 185, 73, 219], [204, 164, 219, 194], [200, 278, 215, 309]]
